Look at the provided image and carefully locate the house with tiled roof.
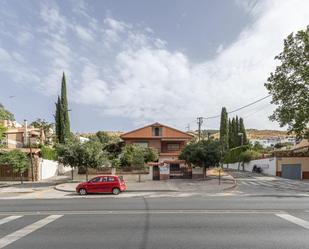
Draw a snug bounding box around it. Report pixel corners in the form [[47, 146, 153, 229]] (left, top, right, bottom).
[[120, 122, 194, 180]]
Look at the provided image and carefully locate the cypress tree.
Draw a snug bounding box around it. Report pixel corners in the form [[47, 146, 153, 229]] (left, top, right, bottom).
[[219, 107, 229, 154], [60, 72, 71, 142], [231, 117, 237, 148], [239, 117, 248, 145], [235, 116, 240, 146], [54, 73, 71, 144], [229, 118, 236, 149], [55, 96, 61, 143]]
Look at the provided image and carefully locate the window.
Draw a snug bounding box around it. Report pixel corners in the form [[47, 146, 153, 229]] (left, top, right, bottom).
[[167, 143, 180, 151], [133, 141, 148, 148], [152, 127, 162, 136], [107, 177, 115, 182], [90, 177, 101, 183]]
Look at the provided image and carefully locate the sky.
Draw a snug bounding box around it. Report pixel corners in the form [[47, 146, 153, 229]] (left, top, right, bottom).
[[0, 0, 308, 133]]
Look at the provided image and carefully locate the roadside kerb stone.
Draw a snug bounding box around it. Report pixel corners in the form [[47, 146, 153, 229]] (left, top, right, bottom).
[[54, 176, 237, 194]]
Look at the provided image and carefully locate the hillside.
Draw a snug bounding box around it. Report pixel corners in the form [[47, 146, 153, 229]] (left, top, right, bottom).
[[196, 129, 292, 140], [246, 129, 291, 139]]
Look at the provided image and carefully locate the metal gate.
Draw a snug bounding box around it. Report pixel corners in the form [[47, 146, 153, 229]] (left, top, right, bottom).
[[153, 166, 160, 180], [281, 164, 301, 180]]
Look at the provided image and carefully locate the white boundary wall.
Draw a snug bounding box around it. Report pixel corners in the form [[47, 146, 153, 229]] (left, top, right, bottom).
[[224, 157, 276, 176], [39, 159, 59, 180], [39, 159, 73, 180]]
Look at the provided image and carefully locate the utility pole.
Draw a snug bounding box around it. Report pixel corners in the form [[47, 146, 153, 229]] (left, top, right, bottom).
[[185, 124, 190, 131], [197, 117, 203, 141]]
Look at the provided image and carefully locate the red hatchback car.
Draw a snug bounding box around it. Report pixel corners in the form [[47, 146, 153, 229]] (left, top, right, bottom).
[[76, 175, 126, 195]]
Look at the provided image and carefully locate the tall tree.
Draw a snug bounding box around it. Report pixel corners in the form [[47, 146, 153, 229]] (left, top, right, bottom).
[[57, 139, 109, 181], [179, 139, 221, 179], [0, 124, 7, 146], [0, 150, 29, 184], [235, 116, 240, 146], [265, 26, 309, 139], [238, 117, 248, 145], [230, 117, 237, 148], [228, 119, 234, 149], [0, 103, 14, 121], [30, 118, 53, 144], [60, 73, 71, 141], [219, 107, 229, 155], [54, 73, 71, 143], [54, 96, 65, 143]]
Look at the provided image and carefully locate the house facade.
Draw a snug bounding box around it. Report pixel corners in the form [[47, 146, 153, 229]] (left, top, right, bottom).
[[224, 140, 309, 180], [273, 139, 309, 180], [120, 123, 194, 180], [1, 120, 41, 148]]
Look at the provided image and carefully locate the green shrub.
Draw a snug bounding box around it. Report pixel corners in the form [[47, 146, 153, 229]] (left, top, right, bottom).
[[239, 150, 262, 164], [223, 145, 249, 164], [41, 146, 58, 160]]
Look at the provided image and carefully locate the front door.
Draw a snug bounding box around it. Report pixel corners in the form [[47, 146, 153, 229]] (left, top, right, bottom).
[[153, 166, 160, 180], [169, 164, 181, 179]]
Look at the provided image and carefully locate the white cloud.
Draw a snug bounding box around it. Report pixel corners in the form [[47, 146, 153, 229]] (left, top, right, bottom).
[[2, 0, 309, 131], [17, 30, 34, 45], [0, 48, 12, 61], [72, 0, 309, 130], [75, 25, 94, 42]]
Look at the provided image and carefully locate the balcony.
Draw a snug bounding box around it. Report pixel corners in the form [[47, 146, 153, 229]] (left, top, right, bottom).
[[159, 151, 181, 157]]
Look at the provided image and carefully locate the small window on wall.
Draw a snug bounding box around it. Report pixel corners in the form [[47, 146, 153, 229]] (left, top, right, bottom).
[[152, 127, 162, 136], [167, 143, 180, 151], [133, 141, 148, 148]]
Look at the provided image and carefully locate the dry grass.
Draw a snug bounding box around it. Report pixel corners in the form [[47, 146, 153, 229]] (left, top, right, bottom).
[[207, 167, 228, 176]]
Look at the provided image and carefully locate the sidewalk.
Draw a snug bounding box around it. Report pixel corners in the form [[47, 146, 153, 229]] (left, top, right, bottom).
[[0, 175, 71, 194], [55, 176, 236, 194]]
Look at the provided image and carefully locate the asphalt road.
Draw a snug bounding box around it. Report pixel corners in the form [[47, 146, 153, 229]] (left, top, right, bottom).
[[0, 196, 309, 249]]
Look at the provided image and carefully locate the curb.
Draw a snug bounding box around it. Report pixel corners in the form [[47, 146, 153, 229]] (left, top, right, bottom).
[[0, 183, 20, 189], [54, 185, 181, 193], [54, 186, 76, 193]]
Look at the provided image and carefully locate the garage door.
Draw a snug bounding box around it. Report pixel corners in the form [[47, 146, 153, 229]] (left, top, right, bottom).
[[281, 164, 301, 180]]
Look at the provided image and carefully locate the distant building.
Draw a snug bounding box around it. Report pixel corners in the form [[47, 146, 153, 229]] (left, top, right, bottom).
[[250, 136, 296, 148], [1, 120, 41, 148], [79, 136, 90, 143]]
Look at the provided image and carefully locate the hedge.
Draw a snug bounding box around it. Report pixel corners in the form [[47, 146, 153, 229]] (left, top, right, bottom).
[[223, 145, 249, 164]]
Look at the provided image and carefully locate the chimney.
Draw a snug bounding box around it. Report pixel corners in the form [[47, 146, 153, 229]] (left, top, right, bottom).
[[24, 119, 28, 146]]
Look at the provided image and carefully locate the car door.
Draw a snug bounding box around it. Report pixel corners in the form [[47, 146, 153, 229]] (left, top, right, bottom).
[[106, 176, 115, 192], [98, 176, 108, 193], [87, 177, 102, 193]]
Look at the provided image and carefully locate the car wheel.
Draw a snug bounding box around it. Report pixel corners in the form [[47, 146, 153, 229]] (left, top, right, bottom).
[[79, 188, 87, 195], [112, 188, 120, 195]]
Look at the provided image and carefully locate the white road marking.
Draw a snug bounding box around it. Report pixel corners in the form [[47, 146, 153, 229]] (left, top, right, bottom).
[[0, 215, 62, 249], [0, 216, 22, 226], [258, 181, 273, 187], [248, 181, 259, 186], [0, 210, 285, 216], [240, 181, 249, 186], [276, 213, 309, 230]]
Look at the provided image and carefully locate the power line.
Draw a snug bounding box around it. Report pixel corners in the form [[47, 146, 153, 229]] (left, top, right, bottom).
[[243, 102, 272, 119], [203, 94, 271, 120]]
